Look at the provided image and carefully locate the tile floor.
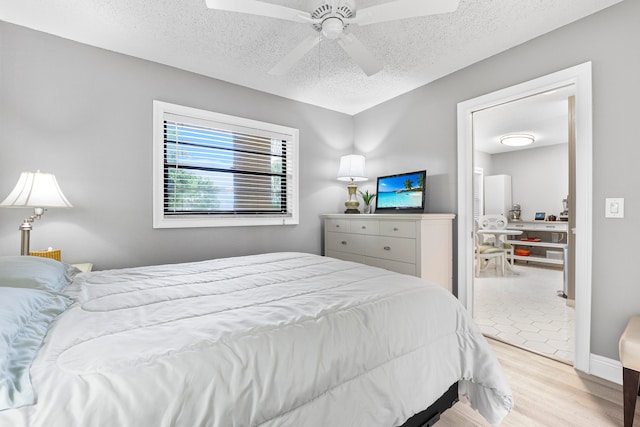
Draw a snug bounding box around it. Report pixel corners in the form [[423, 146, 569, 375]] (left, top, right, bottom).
[[473, 262, 575, 363]]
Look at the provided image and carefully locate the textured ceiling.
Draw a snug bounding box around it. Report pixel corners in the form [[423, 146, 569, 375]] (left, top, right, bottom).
[[0, 0, 623, 114]]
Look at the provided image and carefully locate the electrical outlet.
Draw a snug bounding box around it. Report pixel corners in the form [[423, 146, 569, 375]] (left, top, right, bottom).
[[605, 198, 624, 218]]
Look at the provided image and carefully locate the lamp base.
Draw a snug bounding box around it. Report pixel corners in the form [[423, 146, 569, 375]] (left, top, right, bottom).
[[344, 200, 360, 214], [19, 221, 33, 256], [344, 181, 361, 214]]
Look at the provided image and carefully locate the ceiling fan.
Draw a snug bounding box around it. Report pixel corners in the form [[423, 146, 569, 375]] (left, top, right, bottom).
[[205, 0, 460, 76]]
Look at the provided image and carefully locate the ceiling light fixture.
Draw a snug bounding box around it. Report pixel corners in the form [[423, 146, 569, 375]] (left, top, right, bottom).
[[321, 17, 344, 40], [499, 134, 535, 147]]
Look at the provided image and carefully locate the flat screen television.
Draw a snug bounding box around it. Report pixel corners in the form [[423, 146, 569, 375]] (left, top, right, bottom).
[[375, 170, 426, 213]]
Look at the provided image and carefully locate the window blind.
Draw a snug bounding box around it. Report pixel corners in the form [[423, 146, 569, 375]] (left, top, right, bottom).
[[473, 167, 484, 220], [163, 116, 293, 218]]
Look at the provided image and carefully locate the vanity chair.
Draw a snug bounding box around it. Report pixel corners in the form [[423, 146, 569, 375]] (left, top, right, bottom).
[[474, 220, 505, 276], [478, 214, 515, 267]]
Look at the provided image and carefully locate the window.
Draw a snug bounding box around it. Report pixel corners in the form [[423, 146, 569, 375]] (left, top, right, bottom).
[[473, 167, 484, 221], [153, 101, 299, 228]]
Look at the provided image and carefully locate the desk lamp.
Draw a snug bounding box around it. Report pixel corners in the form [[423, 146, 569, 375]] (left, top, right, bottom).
[[337, 155, 367, 214], [0, 171, 72, 255]]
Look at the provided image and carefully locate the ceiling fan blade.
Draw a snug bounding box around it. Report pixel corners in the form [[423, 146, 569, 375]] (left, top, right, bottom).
[[349, 0, 460, 26], [205, 0, 311, 23], [268, 35, 320, 75], [337, 33, 382, 77]]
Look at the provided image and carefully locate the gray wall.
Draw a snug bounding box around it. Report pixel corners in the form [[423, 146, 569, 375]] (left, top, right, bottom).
[[491, 144, 569, 221], [473, 151, 493, 177], [0, 22, 353, 270], [353, 0, 640, 360]]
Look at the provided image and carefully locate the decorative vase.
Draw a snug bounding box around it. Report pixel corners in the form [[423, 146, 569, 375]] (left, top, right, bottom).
[[363, 204, 373, 214]]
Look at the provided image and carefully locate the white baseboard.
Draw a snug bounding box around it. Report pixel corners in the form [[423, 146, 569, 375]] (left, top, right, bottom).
[[589, 353, 622, 385]]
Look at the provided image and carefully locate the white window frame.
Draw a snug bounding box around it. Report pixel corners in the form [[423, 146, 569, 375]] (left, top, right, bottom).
[[153, 100, 299, 228]]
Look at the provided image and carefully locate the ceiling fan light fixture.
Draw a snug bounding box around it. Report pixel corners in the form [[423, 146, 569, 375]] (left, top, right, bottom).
[[206, 0, 459, 76], [500, 134, 535, 147], [321, 17, 344, 39]]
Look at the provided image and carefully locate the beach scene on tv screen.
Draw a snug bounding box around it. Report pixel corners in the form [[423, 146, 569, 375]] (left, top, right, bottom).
[[377, 172, 424, 208]]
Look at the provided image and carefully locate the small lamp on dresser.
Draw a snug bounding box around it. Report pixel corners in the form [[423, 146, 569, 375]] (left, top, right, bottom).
[[337, 154, 367, 214], [0, 170, 72, 255]]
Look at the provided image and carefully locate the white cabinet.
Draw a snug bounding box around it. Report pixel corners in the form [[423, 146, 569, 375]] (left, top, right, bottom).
[[506, 221, 568, 266], [484, 174, 512, 217], [322, 214, 455, 292]]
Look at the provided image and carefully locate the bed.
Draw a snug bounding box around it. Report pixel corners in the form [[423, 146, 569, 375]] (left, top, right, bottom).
[[0, 252, 512, 426]]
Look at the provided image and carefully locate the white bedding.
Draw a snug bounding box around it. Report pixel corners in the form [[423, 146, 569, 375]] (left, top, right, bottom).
[[0, 252, 512, 426]]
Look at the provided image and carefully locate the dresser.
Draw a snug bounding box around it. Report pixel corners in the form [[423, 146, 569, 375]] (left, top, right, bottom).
[[322, 213, 455, 292]]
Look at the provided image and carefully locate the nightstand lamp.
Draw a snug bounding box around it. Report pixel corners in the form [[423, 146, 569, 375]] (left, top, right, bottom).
[[337, 154, 367, 214], [0, 171, 72, 255]]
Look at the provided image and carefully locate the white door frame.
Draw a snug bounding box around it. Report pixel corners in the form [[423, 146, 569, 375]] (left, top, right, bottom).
[[456, 62, 593, 373]]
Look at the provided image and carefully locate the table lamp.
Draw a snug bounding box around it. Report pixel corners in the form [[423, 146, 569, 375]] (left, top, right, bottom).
[[0, 171, 72, 255], [337, 154, 367, 214]]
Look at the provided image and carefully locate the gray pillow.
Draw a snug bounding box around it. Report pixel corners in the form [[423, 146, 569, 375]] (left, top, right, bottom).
[[0, 287, 71, 410], [0, 256, 78, 292]]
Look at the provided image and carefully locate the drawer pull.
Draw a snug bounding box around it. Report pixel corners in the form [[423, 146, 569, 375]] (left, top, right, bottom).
[[335, 224, 340, 228], [361, 226, 366, 229], [393, 227, 399, 231], [383, 246, 391, 251], [341, 241, 347, 245]]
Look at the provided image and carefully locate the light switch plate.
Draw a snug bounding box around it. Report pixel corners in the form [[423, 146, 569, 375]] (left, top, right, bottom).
[[605, 198, 624, 218]]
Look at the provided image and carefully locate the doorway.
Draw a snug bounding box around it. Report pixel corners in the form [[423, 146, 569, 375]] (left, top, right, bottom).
[[472, 86, 574, 362], [456, 62, 593, 373]]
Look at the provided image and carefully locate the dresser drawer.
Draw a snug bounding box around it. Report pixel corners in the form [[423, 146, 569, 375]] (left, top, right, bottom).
[[535, 222, 568, 231], [365, 257, 416, 276], [349, 219, 379, 235], [379, 220, 416, 238], [326, 219, 351, 233], [364, 235, 416, 263], [508, 223, 527, 229], [507, 221, 568, 232], [326, 250, 365, 264], [326, 232, 365, 255]]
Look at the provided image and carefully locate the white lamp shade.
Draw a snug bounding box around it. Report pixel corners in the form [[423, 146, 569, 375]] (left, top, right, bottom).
[[337, 154, 367, 182], [0, 171, 72, 208]]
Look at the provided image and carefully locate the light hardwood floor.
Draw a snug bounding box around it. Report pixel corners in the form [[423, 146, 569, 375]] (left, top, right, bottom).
[[437, 338, 639, 426]]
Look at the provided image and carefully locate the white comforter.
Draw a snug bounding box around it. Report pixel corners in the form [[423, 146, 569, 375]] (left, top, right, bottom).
[[0, 252, 512, 426]]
